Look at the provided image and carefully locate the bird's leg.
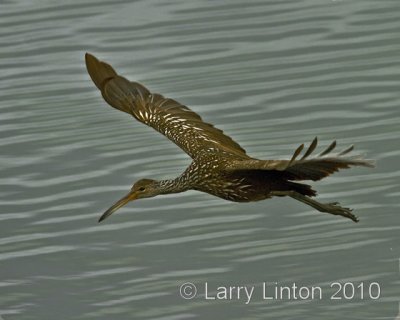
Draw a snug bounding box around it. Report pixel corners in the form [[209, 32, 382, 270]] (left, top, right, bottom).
[[270, 191, 359, 222]]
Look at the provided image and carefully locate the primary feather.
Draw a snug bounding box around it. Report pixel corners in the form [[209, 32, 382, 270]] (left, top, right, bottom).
[[85, 53, 247, 159]]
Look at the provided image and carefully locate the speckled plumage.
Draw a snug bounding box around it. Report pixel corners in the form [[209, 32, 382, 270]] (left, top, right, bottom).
[[85, 53, 374, 223]]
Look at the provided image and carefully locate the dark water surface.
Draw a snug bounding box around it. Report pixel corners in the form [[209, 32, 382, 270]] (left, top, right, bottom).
[[1, 0, 399, 319]]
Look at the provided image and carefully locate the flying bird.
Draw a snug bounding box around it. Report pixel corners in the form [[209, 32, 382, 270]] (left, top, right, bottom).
[[85, 53, 374, 223]]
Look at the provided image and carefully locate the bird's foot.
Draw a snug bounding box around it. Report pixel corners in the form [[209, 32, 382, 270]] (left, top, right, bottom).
[[273, 191, 360, 223], [322, 202, 359, 222]]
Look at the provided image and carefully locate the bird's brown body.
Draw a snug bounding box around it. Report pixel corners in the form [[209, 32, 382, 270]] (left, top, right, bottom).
[[179, 151, 309, 203], [85, 53, 374, 223]]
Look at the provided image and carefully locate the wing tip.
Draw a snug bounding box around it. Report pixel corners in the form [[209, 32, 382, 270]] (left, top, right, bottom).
[[85, 52, 99, 74], [85, 52, 95, 62], [85, 52, 118, 91], [356, 157, 376, 168]]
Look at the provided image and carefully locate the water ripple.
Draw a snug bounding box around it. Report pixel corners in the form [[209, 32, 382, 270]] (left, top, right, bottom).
[[0, 0, 398, 319]]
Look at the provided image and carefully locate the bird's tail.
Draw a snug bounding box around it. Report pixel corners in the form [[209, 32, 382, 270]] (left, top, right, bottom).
[[281, 137, 375, 181], [225, 137, 374, 182]]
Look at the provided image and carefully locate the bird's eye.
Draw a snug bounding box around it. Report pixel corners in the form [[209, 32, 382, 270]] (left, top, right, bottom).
[[138, 187, 146, 191]]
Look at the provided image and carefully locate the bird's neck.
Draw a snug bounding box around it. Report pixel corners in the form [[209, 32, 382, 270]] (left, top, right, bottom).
[[156, 177, 190, 195]]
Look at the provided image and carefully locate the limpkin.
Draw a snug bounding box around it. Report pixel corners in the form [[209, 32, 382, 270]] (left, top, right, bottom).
[[85, 53, 374, 223]]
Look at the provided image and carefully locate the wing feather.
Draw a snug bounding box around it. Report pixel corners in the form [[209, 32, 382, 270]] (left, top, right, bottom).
[[86, 53, 248, 159], [225, 137, 374, 181]]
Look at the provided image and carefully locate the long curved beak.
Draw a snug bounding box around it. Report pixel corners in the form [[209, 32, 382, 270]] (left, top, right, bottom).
[[98, 191, 139, 223]]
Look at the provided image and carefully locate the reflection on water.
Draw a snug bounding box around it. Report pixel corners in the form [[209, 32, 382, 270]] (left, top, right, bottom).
[[1, 0, 399, 319]]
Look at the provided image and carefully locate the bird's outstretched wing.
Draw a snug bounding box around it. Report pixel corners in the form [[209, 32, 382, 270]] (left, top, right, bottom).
[[85, 53, 248, 159], [225, 137, 375, 181]]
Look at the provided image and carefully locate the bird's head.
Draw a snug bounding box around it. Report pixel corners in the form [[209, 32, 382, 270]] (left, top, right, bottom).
[[98, 178, 159, 222]]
